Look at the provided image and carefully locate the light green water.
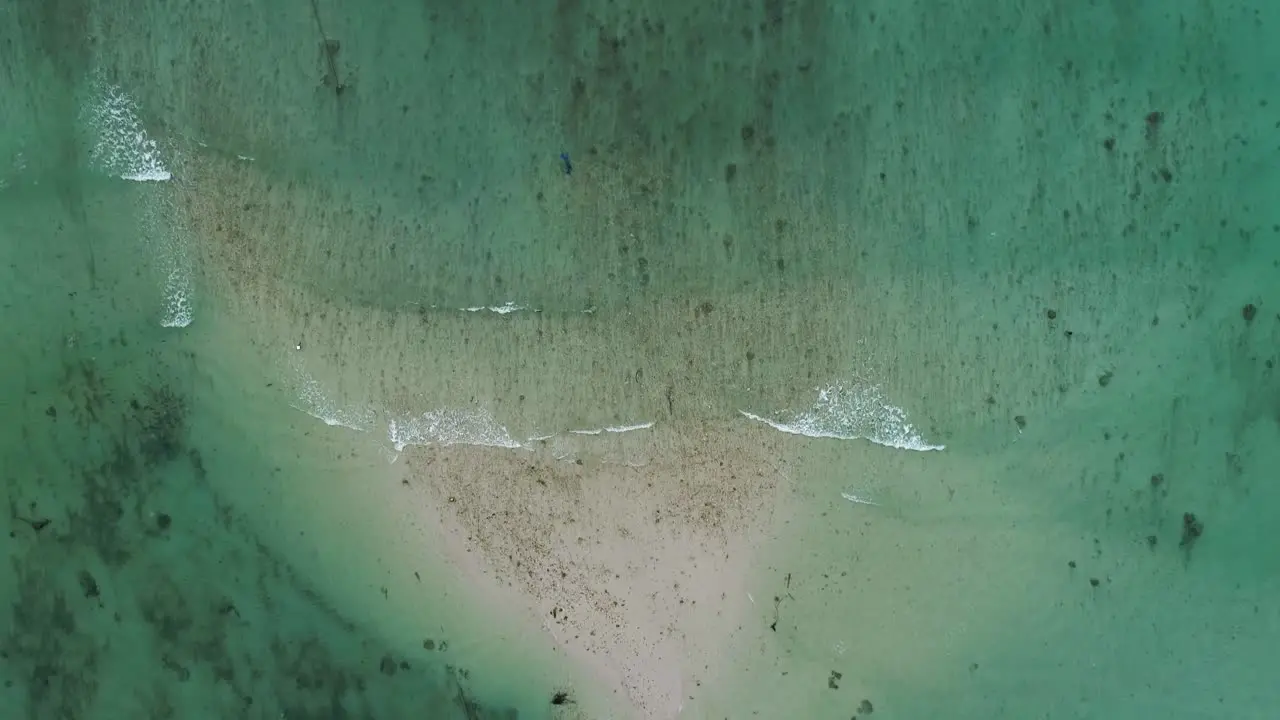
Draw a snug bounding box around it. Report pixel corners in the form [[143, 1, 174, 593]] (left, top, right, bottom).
[[3, 0, 1279, 718]]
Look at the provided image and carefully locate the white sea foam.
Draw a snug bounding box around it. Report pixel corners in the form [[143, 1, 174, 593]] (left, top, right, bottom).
[[388, 408, 524, 451], [81, 77, 195, 328], [290, 370, 378, 432], [462, 301, 526, 314], [741, 382, 944, 451], [82, 78, 172, 182], [159, 264, 193, 328], [840, 491, 879, 507], [569, 421, 655, 436], [135, 174, 194, 329]]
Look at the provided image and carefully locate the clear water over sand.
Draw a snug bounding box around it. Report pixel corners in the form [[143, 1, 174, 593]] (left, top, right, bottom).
[[3, 1, 1279, 718]]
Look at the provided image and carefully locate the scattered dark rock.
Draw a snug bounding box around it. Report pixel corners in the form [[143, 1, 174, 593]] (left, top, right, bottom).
[[1180, 512, 1204, 548], [1145, 111, 1163, 136], [46, 405, 57, 418], [423, 639, 435, 651], [1146, 534, 1158, 549], [1097, 370, 1113, 387], [1045, 308, 1057, 320], [1149, 473, 1164, 487], [858, 698, 875, 714], [379, 654, 398, 676], [550, 689, 574, 705], [828, 669, 842, 689], [156, 513, 171, 531], [1089, 577, 1101, 587], [1067, 560, 1076, 569], [77, 570, 100, 600], [20, 516, 51, 532], [1014, 415, 1026, 430], [1242, 303, 1257, 322], [1102, 137, 1115, 152]]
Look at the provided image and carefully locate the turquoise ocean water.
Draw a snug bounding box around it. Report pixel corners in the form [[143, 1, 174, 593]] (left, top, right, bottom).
[[3, 1, 1279, 718]]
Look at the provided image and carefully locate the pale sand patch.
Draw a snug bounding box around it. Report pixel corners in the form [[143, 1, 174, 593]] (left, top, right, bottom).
[[386, 423, 790, 719]]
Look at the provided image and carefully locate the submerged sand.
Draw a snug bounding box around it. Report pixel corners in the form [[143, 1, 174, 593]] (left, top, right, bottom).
[[172, 154, 797, 717], [163, 117, 1280, 718]]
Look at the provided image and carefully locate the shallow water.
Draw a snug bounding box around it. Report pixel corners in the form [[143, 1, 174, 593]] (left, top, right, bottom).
[[3, 0, 1279, 718]]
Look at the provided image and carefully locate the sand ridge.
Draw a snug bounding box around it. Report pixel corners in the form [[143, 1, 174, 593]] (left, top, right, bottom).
[[393, 424, 790, 718]]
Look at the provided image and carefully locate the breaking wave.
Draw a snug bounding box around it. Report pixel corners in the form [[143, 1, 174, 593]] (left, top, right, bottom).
[[741, 382, 944, 451]]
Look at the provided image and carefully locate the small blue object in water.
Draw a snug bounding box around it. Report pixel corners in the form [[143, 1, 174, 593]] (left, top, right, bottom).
[[560, 152, 573, 175]]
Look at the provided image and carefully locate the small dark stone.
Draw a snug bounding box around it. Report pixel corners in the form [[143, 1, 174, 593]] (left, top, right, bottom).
[[1068, 560, 1076, 569], [1146, 535, 1158, 549], [828, 669, 842, 690], [45, 405, 56, 418], [1150, 473, 1164, 487], [423, 639, 435, 651], [859, 699, 874, 714], [156, 513, 171, 531], [1145, 111, 1164, 129], [1102, 137, 1116, 151], [1098, 370, 1113, 387], [1242, 303, 1257, 322], [724, 163, 737, 183], [379, 655, 397, 676], [78, 570, 100, 599], [550, 690, 573, 705], [1180, 512, 1204, 547], [1089, 577, 1100, 587], [1046, 308, 1057, 320], [1014, 415, 1026, 429]]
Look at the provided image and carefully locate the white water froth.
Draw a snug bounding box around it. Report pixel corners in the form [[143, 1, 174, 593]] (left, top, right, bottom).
[[741, 382, 944, 451], [463, 301, 526, 314], [83, 79, 172, 182], [409, 301, 597, 316], [290, 371, 379, 432], [289, 367, 653, 454], [82, 78, 194, 328], [159, 264, 194, 328], [388, 408, 524, 452], [569, 421, 655, 436]]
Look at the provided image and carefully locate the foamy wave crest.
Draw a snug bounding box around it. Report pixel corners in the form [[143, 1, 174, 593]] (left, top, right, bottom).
[[81, 77, 195, 327], [134, 173, 195, 328], [82, 79, 171, 182], [159, 265, 193, 328], [741, 383, 944, 451], [569, 421, 655, 436], [463, 301, 526, 314], [291, 372, 378, 432], [388, 408, 524, 451]]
